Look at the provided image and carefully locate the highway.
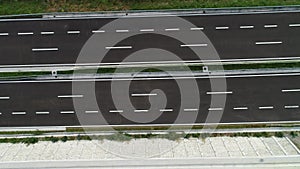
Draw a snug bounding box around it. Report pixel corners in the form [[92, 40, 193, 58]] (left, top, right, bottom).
[[0, 72, 300, 127], [0, 12, 300, 67]]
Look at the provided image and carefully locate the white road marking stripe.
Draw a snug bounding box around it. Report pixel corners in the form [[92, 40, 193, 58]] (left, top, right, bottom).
[[57, 95, 83, 98], [240, 25, 254, 29], [36, 111, 50, 115], [85, 111, 99, 114], [116, 29, 129, 33], [216, 26, 229, 30], [264, 24, 278, 28], [233, 107, 248, 110], [0, 97, 9, 100], [206, 91, 233, 95], [105, 46, 132, 50], [0, 33, 9, 36], [165, 28, 180, 31], [160, 109, 173, 112], [41, 31, 54, 35], [282, 89, 300, 92], [32, 48, 58, 52], [289, 24, 300, 27], [208, 108, 223, 111], [131, 93, 157, 97], [0, 113, 2, 115], [134, 110, 149, 113], [184, 108, 198, 112], [284, 105, 299, 109], [190, 27, 204, 31], [12, 112, 26, 115], [180, 44, 208, 47], [67, 30, 80, 34], [18, 32, 33, 35], [109, 110, 123, 113], [259, 106, 274, 110], [60, 111, 75, 114], [140, 29, 154, 32], [92, 30, 105, 33], [255, 41, 282, 45]]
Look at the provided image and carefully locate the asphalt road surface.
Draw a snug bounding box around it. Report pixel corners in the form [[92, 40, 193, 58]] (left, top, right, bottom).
[[0, 12, 300, 66], [0, 72, 299, 127]]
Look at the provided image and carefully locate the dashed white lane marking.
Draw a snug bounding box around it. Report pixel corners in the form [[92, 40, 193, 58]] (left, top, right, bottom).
[[240, 25, 254, 29], [36, 111, 50, 115], [60, 111, 75, 114], [259, 106, 274, 110], [116, 29, 129, 33], [18, 32, 34, 35], [0, 97, 9, 100], [109, 110, 123, 113], [0, 33, 9, 36], [180, 44, 208, 47], [284, 105, 299, 109], [41, 31, 54, 35], [208, 108, 223, 111], [85, 110, 99, 114], [140, 29, 154, 32], [92, 30, 105, 33], [32, 48, 58, 52], [12, 112, 26, 115], [105, 46, 132, 50], [0, 113, 2, 115], [184, 108, 198, 112], [190, 27, 204, 31], [131, 93, 157, 97], [282, 89, 300, 92], [216, 26, 229, 30], [206, 91, 233, 95], [264, 24, 278, 28], [165, 28, 180, 31], [160, 109, 173, 112], [233, 107, 248, 110], [67, 30, 80, 34], [134, 110, 149, 113], [289, 24, 300, 27], [255, 41, 282, 45], [57, 95, 83, 98]]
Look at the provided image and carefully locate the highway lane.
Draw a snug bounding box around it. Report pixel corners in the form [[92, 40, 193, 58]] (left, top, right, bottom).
[[0, 72, 299, 127], [0, 12, 300, 66]]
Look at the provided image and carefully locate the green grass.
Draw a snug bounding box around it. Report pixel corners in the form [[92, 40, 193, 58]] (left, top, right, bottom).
[[0, 0, 300, 15]]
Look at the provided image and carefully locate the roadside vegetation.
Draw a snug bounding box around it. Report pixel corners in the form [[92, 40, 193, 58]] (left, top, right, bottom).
[[0, 0, 300, 15]]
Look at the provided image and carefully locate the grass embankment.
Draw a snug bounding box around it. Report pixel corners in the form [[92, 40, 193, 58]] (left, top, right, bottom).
[[0, 0, 300, 15]]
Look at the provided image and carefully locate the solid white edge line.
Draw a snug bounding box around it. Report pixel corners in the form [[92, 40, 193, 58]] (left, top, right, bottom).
[[60, 111, 75, 114], [255, 41, 282, 45], [240, 25, 254, 29], [208, 108, 223, 111], [57, 95, 83, 98], [12, 112, 26, 115], [289, 24, 300, 27], [264, 24, 278, 28], [259, 106, 274, 110], [140, 29, 154, 32], [282, 89, 300, 92], [92, 30, 105, 33], [284, 105, 299, 109], [0, 97, 10, 100], [85, 111, 99, 114], [105, 46, 132, 50], [109, 110, 123, 113], [0, 33, 9, 36], [216, 26, 229, 30], [184, 109, 198, 112], [134, 110, 149, 113], [233, 107, 248, 110], [206, 91, 233, 95], [116, 30, 129, 33], [18, 32, 34, 35], [36, 112, 50, 115], [131, 93, 157, 97], [67, 31, 80, 34], [165, 28, 180, 31], [32, 48, 58, 52], [160, 109, 173, 112], [41, 31, 54, 35], [180, 44, 208, 47], [190, 27, 204, 31]]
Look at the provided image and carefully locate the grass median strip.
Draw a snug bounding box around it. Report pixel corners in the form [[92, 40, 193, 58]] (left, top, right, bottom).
[[1, 0, 300, 15]]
